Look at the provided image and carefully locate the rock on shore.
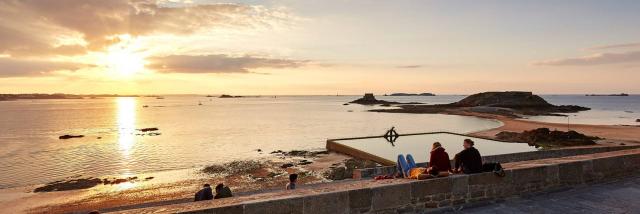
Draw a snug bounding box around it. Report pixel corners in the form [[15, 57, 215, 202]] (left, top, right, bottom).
[[59, 135, 84, 139], [495, 128, 598, 147]]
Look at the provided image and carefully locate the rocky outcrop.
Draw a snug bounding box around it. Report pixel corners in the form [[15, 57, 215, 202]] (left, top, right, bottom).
[[137, 127, 159, 132], [454, 91, 550, 108], [219, 94, 242, 98], [33, 176, 145, 192], [323, 158, 378, 180], [453, 91, 588, 113], [349, 93, 422, 105], [495, 128, 598, 147], [59, 135, 84, 139], [370, 91, 590, 117], [636, 119, 640, 122]]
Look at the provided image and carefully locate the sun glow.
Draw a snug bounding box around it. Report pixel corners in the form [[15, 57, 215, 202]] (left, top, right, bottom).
[[106, 48, 145, 77]]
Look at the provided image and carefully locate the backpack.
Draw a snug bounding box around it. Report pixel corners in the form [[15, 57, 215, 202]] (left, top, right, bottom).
[[482, 162, 506, 177]]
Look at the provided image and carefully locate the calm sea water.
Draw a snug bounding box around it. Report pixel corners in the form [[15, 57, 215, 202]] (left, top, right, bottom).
[[0, 95, 638, 188]]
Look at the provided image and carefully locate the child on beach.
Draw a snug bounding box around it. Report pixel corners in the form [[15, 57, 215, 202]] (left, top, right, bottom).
[[286, 174, 298, 190]]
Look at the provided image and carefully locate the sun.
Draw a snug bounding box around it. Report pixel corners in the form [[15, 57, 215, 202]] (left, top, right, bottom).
[[106, 48, 145, 77]]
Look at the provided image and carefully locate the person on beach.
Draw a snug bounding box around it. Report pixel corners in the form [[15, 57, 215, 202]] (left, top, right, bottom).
[[214, 183, 233, 199], [428, 142, 451, 173], [286, 173, 298, 190], [453, 139, 483, 174], [194, 183, 214, 201]]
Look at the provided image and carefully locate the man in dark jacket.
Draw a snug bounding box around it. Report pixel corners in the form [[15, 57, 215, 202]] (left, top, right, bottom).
[[194, 184, 214, 201], [453, 139, 483, 174]]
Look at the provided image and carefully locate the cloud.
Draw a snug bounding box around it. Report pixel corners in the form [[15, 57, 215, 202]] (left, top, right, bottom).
[[588, 42, 640, 50], [533, 51, 640, 66], [0, 57, 83, 77], [0, 0, 291, 56], [147, 54, 307, 73], [396, 65, 422, 69]]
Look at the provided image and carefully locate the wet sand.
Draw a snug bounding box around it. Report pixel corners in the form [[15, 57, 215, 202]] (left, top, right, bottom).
[[0, 152, 351, 214]]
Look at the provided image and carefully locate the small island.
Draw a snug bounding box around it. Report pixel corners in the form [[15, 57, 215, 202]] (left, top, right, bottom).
[[219, 94, 243, 98], [386, 92, 436, 96], [349, 93, 423, 105], [371, 91, 590, 117], [586, 93, 629, 96]]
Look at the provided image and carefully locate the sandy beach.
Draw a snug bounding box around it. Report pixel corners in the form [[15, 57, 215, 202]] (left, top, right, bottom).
[[466, 113, 640, 144]]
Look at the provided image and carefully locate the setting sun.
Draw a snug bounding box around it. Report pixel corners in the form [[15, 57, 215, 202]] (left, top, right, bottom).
[[106, 48, 145, 77]]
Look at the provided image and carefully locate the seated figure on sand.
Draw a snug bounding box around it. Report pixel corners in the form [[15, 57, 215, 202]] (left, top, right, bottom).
[[214, 183, 233, 199], [194, 184, 214, 201], [286, 174, 298, 190], [453, 139, 483, 174]]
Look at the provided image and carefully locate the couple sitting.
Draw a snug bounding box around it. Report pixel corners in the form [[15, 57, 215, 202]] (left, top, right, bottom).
[[397, 142, 451, 180], [397, 139, 504, 179]]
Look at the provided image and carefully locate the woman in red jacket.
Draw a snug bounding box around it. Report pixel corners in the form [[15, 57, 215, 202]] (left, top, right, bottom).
[[429, 142, 451, 172]]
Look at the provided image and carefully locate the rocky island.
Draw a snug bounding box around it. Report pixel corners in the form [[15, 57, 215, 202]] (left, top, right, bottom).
[[371, 91, 590, 117], [349, 93, 422, 105], [386, 92, 435, 96], [586, 93, 629, 96], [219, 94, 243, 98]]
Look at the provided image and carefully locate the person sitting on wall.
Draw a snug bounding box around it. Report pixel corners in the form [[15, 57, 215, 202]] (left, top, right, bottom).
[[214, 183, 233, 199], [429, 142, 452, 173], [453, 139, 483, 174], [194, 183, 214, 201], [286, 173, 298, 190], [397, 154, 419, 178], [417, 165, 450, 180]]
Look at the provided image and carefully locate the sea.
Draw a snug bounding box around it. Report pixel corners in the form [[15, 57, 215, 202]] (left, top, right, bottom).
[[0, 95, 639, 189]]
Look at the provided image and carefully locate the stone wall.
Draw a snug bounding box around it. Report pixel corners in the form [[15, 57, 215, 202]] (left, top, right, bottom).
[[123, 148, 640, 214], [353, 145, 640, 179]]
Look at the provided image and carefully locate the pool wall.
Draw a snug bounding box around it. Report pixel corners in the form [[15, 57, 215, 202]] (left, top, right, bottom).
[[326, 131, 525, 166]]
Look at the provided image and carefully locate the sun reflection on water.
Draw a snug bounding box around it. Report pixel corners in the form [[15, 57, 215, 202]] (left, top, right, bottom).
[[116, 97, 136, 156]]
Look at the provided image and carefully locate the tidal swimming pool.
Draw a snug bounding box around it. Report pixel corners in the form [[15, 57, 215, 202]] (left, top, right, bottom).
[[329, 132, 539, 164]]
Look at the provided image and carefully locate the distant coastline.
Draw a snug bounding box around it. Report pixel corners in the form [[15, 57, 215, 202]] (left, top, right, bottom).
[[585, 93, 629, 97], [0, 94, 161, 101], [384, 92, 435, 96]]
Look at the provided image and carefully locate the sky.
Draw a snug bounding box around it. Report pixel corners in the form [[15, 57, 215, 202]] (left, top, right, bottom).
[[1, 0, 640, 95]]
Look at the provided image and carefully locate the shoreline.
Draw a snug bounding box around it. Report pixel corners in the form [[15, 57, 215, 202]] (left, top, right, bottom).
[[2, 113, 639, 213], [462, 112, 640, 144], [0, 151, 353, 213]]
